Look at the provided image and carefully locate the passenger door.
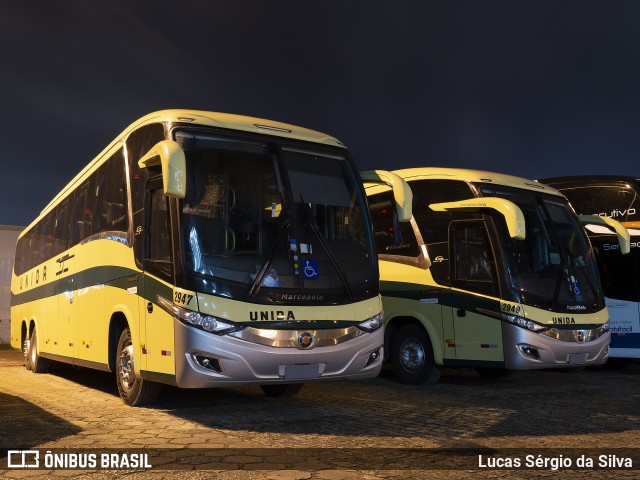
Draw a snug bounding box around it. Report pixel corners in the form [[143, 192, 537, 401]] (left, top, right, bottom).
[[443, 220, 504, 363], [141, 180, 176, 378]]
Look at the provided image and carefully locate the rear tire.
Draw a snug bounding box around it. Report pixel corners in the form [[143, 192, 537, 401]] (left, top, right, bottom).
[[116, 328, 161, 406], [28, 329, 50, 373], [260, 383, 304, 397], [391, 324, 442, 385]]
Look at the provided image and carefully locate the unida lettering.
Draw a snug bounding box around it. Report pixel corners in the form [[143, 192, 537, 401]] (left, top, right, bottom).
[[250, 310, 296, 321], [552, 317, 576, 324], [20, 266, 47, 290]]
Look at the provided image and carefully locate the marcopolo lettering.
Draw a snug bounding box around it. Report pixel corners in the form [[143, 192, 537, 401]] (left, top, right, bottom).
[[250, 310, 296, 321], [280, 293, 325, 301]]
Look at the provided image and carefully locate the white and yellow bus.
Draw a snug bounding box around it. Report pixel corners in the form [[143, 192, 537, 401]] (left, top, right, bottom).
[[11, 110, 408, 405], [364, 167, 629, 385]]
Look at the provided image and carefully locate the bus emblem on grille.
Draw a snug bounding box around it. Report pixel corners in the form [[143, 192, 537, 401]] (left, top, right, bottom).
[[576, 330, 587, 344], [297, 332, 315, 350]]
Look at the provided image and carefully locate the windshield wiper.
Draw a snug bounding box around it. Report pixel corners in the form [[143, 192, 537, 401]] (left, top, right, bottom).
[[247, 220, 290, 298], [300, 194, 354, 298]]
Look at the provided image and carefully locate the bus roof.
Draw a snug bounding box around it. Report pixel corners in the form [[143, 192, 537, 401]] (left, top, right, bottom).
[[127, 110, 345, 148], [540, 175, 640, 189], [34, 110, 345, 227], [390, 167, 565, 197]]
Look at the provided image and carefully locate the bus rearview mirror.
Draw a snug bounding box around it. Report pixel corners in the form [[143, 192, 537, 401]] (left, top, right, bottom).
[[429, 197, 526, 240], [138, 140, 186, 198]]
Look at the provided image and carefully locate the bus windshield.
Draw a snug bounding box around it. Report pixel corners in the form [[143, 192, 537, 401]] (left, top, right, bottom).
[[479, 185, 603, 311], [176, 130, 375, 302]]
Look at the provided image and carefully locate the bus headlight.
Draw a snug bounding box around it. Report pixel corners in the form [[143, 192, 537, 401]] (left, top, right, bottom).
[[502, 313, 549, 333], [357, 312, 384, 332], [157, 295, 241, 335]]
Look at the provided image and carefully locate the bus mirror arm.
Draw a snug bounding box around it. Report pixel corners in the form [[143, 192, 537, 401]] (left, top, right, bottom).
[[429, 197, 526, 240], [578, 215, 630, 255], [138, 140, 187, 199], [360, 170, 413, 222]]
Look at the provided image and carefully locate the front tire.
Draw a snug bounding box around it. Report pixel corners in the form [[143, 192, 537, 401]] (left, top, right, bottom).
[[116, 328, 161, 406], [391, 324, 442, 385], [28, 329, 50, 373], [260, 383, 304, 397]]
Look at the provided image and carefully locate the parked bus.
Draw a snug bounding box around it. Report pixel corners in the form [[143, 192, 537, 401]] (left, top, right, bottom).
[[10, 110, 411, 405], [363, 167, 629, 385], [540, 175, 640, 367]]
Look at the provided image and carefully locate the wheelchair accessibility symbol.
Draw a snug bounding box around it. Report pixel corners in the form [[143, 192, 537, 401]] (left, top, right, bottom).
[[303, 260, 319, 279]]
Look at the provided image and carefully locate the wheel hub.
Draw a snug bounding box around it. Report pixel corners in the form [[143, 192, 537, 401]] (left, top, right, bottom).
[[119, 345, 135, 390], [400, 338, 425, 372]]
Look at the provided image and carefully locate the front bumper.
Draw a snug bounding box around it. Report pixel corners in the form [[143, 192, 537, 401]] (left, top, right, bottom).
[[174, 318, 384, 388], [503, 323, 609, 369]]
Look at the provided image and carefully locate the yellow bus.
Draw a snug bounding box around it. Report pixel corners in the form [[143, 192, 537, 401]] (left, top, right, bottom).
[[11, 110, 410, 405], [364, 167, 629, 384]]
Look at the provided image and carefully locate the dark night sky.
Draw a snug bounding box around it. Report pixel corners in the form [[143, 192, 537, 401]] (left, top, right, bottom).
[[2, 1, 640, 227]]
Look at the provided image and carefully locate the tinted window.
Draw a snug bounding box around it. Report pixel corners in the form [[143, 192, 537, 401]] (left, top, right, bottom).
[[410, 179, 477, 283], [369, 189, 421, 258], [147, 187, 173, 278], [451, 221, 498, 296], [559, 185, 640, 223], [93, 149, 128, 234], [70, 177, 95, 246], [53, 199, 70, 256]]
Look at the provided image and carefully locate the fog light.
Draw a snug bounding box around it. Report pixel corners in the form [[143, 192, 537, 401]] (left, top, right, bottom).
[[365, 347, 382, 367], [517, 344, 540, 360], [194, 354, 223, 373]]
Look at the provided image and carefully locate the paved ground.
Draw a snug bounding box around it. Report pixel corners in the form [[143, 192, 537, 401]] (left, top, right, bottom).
[[0, 347, 638, 479]]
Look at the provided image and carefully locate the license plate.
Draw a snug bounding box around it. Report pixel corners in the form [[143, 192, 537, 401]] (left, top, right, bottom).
[[284, 364, 320, 379], [568, 353, 587, 365]]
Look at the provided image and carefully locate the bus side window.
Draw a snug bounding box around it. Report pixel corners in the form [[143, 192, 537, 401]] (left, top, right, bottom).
[[450, 222, 498, 296], [69, 179, 94, 246], [53, 199, 70, 256], [93, 149, 128, 235], [368, 190, 420, 258], [146, 187, 173, 278]]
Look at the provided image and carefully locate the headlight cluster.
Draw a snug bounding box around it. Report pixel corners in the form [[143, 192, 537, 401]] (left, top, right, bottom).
[[156, 295, 240, 335], [357, 312, 384, 332], [502, 313, 549, 333], [541, 321, 610, 343]]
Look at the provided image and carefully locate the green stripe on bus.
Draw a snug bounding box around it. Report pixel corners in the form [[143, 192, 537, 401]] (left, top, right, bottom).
[[11, 266, 171, 307]]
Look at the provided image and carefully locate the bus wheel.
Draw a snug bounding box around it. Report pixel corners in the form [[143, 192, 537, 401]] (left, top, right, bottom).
[[260, 383, 304, 397], [116, 328, 161, 406], [475, 367, 511, 379], [23, 338, 31, 370], [391, 324, 442, 386], [28, 329, 50, 373]]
